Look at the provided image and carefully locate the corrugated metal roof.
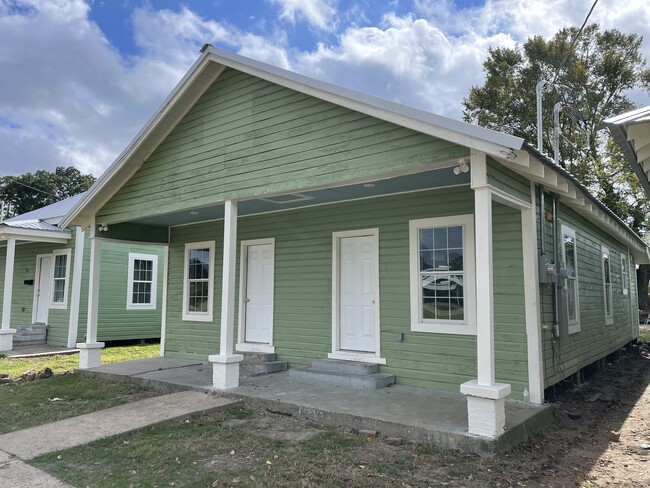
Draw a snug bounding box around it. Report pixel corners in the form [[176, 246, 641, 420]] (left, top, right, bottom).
[[603, 106, 650, 198], [5, 191, 87, 226], [0, 219, 65, 232]]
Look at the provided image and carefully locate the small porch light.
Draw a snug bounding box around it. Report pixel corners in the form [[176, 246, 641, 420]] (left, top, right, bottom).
[[453, 159, 470, 175]]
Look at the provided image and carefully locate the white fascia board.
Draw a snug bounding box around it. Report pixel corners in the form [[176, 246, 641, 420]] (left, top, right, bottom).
[[0, 226, 71, 242]]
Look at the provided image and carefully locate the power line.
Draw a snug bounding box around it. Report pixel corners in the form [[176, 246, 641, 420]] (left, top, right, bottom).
[[0, 175, 58, 198], [550, 0, 599, 87]]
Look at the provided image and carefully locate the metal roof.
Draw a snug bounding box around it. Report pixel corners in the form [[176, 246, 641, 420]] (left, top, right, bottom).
[[603, 106, 650, 198], [6, 192, 87, 226]]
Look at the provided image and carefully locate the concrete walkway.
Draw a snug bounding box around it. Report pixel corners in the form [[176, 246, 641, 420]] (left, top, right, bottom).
[[0, 391, 237, 487], [4, 344, 79, 358]]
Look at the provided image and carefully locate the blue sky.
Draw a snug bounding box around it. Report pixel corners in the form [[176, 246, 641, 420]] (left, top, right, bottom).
[[1, 0, 649, 177]]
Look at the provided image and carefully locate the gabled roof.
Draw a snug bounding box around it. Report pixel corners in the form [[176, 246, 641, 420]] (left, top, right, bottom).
[[58, 46, 648, 262], [61, 45, 525, 230], [603, 106, 650, 198]]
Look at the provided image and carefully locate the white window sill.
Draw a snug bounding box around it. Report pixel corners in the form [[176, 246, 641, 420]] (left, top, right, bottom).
[[411, 322, 476, 335]]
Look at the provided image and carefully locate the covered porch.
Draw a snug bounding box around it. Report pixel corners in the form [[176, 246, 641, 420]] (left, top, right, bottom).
[[77, 355, 551, 455], [0, 222, 75, 351]]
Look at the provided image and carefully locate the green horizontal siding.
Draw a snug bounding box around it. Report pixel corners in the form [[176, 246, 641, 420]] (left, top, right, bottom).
[[487, 157, 531, 203], [165, 187, 530, 396], [539, 198, 637, 387], [0, 232, 164, 347], [93, 241, 165, 342], [97, 68, 469, 224]]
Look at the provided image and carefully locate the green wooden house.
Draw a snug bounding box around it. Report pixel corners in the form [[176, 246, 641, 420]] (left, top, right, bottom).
[[0, 193, 165, 352], [60, 46, 649, 439]]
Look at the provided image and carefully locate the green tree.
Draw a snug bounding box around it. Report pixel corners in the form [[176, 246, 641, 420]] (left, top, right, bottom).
[[0, 166, 95, 218], [463, 24, 650, 308]]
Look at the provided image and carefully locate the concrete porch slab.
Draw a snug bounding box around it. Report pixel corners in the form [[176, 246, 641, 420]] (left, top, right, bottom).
[[3, 345, 79, 358], [79, 357, 552, 455]]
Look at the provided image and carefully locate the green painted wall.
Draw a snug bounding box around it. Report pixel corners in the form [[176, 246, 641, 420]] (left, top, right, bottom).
[[487, 157, 531, 203], [537, 197, 638, 388], [97, 68, 469, 224], [0, 233, 164, 346], [164, 187, 530, 397]]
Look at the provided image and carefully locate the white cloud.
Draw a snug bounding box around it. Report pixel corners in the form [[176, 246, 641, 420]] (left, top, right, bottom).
[[1, 0, 649, 178], [268, 0, 338, 30], [0, 1, 241, 176]]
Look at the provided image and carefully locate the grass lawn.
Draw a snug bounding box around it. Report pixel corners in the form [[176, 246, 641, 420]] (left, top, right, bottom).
[[0, 375, 159, 435], [30, 408, 467, 488], [0, 343, 162, 435], [0, 343, 160, 379]]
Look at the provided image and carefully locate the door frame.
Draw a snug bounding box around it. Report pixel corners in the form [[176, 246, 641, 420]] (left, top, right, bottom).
[[329, 228, 385, 364], [32, 253, 53, 324], [236, 238, 275, 353]]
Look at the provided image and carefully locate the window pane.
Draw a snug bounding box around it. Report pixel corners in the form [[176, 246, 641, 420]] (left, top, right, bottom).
[[434, 227, 447, 249], [418, 224, 466, 324], [189, 249, 209, 279], [54, 255, 67, 279], [419, 229, 433, 251], [421, 273, 464, 322], [52, 280, 65, 303], [189, 281, 209, 312], [448, 249, 463, 271], [434, 250, 447, 270], [603, 255, 610, 283], [567, 279, 577, 322], [448, 226, 462, 248], [420, 250, 433, 271]]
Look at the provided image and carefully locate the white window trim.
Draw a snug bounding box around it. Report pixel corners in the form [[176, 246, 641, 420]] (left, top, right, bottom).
[[602, 245, 614, 325], [126, 252, 158, 310], [409, 214, 476, 335], [182, 241, 215, 322], [49, 249, 71, 310], [621, 252, 629, 296], [560, 225, 580, 334]]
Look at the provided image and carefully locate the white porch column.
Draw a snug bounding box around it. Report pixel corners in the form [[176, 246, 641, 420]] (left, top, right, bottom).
[[0, 237, 17, 351], [66, 227, 85, 348], [523, 184, 544, 404], [461, 151, 511, 438], [209, 199, 243, 388], [77, 221, 104, 368]]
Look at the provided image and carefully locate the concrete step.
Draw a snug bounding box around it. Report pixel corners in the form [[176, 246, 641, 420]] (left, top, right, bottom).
[[311, 358, 379, 375], [237, 352, 277, 363], [289, 367, 395, 390], [237, 352, 287, 378], [13, 324, 47, 346], [240, 360, 287, 377]]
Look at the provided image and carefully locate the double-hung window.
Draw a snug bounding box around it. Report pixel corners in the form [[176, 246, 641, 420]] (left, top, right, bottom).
[[182, 241, 215, 321], [602, 246, 613, 325], [409, 215, 476, 335], [561, 225, 580, 333], [127, 253, 158, 310], [621, 253, 629, 296], [50, 249, 71, 309]]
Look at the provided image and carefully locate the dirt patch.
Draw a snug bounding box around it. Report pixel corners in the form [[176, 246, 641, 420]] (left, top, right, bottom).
[[225, 412, 324, 444]]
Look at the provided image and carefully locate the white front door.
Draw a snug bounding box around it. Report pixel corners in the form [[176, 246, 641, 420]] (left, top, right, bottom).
[[339, 234, 378, 352], [34, 255, 53, 324], [243, 243, 274, 344]]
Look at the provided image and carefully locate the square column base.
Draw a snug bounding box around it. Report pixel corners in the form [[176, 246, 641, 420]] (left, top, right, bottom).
[[208, 354, 244, 389], [460, 380, 511, 438], [77, 342, 105, 369], [0, 329, 16, 351]]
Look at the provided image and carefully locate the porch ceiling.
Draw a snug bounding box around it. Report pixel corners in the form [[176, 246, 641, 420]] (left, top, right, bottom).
[[128, 166, 470, 227]]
